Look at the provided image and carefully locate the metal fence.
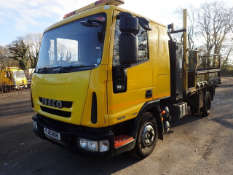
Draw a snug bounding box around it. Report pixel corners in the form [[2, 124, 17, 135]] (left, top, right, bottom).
[[188, 50, 220, 70], [198, 55, 220, 69], [0, 84, 30, 97]]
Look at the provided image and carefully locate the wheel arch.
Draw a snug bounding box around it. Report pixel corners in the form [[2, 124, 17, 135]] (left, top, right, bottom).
[[133, 99, 164, 140], [207, 85, 215, 101]]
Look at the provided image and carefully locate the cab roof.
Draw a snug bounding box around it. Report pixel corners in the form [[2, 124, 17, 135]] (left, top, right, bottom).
[[44, 2, 165, 33]]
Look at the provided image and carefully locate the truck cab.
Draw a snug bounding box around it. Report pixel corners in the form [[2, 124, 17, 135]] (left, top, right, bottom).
[[0, 67, 28, 92]]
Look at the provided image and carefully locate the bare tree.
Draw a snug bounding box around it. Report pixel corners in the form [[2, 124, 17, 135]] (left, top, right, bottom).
[[24, 33, 42, 68], [175, 1, 233, 69], [221, 37, 233, 68], [175, 6, 197, 49], [0, 45, 6, 68], [66, 50, 72, 62], [196, 1, 233, 57]]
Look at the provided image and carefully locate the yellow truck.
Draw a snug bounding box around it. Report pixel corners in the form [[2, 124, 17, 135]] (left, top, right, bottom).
[[31, 0, 221, 159], [0, 67, 28, 92]]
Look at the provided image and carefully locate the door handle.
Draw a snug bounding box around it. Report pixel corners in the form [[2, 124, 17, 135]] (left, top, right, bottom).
[[145, 89, 152, 98]]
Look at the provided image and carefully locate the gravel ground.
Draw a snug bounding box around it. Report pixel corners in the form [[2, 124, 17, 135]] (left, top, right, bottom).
[[0, 77, 233, 175]]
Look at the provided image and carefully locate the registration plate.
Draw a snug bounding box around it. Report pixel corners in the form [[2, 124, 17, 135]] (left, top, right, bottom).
[[44, 128, 61, 140]]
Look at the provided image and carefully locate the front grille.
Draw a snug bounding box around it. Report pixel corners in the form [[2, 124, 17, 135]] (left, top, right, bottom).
[[41, 106, 71, 118], [38, 114, 82, 131], [39, 97, 73, 108]]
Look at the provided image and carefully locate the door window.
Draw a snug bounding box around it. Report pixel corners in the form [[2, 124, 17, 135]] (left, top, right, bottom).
[[113, 19, 149, 67]]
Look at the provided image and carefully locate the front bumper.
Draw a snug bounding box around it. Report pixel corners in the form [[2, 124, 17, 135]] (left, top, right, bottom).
[[32, 114, 115, 159], [12, 84, 28, 90]]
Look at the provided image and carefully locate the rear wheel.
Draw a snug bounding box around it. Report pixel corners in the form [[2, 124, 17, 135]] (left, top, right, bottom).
[[130, 112, 158, 159], [190, 105, 197, 115], [201, 91, 211, 117]]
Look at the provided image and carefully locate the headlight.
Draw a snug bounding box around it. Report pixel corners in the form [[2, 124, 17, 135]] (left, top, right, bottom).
[[78, 138, 98, 152], [33, 121, 38, 131], [78, 138, 109, 152], [79, 139, 87, 148], [87, 141, 98, 152]]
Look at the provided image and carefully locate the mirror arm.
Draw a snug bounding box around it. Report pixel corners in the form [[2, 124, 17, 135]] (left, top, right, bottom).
[[168, 32, 172, 41], [137, 17, 152, 31], [169, 29, 186, 34], [116, 64, 131, 69]]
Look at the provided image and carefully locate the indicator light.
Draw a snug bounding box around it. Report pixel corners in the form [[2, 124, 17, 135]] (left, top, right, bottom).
[[63, 0, 124, 19], [63, 11, 75, 19], [33, 121, 38, 131], [95, 0, 108, 5], [99, 140, 109, 152]]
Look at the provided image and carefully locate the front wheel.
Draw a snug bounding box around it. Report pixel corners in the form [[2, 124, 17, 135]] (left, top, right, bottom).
[[3, 85, 8, 93], [201, 91, 211, 117], [130, 112, 158, 159]]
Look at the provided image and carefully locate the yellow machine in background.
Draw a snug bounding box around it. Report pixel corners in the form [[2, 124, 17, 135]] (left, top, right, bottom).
[[0, 67, 28, 92], [31, 0, 221, 159]]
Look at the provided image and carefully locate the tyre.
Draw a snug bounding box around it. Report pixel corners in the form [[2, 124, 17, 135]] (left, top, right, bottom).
[[130, 112, 158, 159], [201, 91, 211, 117], [3, 85, 8, 93], [190, 105, 197, 115]]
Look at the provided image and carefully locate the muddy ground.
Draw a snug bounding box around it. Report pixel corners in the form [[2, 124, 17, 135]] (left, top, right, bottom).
[[0, 77, 233, 175]]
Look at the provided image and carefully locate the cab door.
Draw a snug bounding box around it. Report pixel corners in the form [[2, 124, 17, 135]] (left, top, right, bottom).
[[107, 10, 153, 126], [2, 71, 10, 85]]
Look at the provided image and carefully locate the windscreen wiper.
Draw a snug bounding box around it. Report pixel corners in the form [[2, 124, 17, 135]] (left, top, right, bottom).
[[38, 66, 62, 73], [59, 64, 97, 73]]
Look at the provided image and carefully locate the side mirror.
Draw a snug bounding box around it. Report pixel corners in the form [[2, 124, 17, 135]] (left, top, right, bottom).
[[119, 13, 139, 34], [119, 33, 138, 66], [118, 12, 139, 67]]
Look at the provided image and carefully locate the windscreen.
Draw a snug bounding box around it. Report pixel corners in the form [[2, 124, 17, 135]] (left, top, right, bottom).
[[35, 13, 106, 73], [12, 71, 26, 78]]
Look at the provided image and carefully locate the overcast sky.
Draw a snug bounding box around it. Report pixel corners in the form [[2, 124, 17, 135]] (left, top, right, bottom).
[[0, 0, 230, 45]]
